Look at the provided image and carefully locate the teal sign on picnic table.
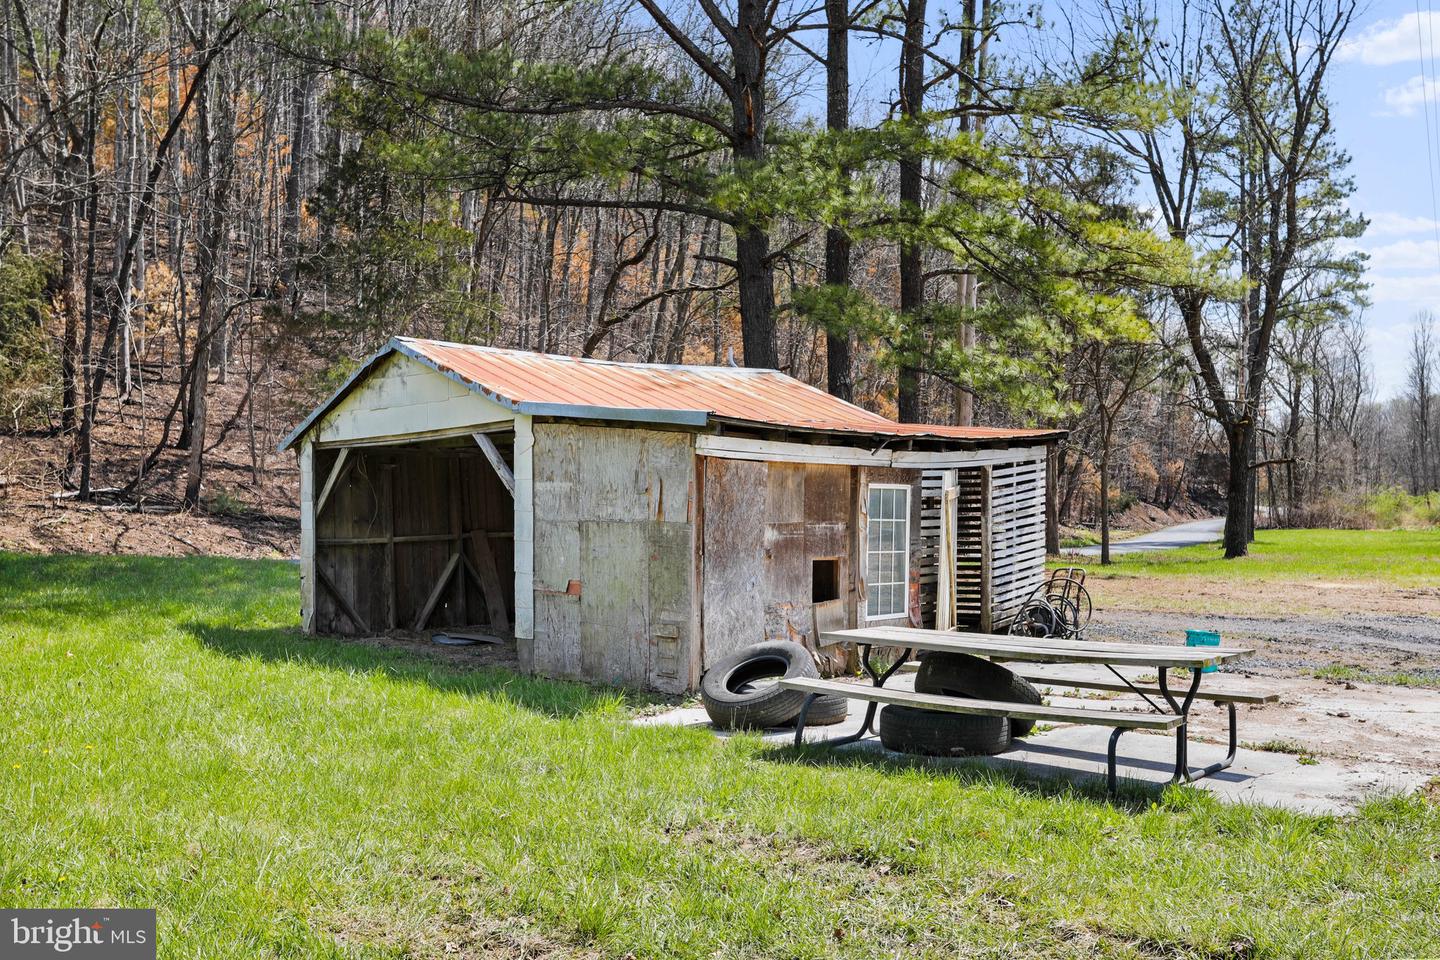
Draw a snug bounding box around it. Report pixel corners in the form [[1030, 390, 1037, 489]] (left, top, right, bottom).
[[1185, 629, 1221, 673]]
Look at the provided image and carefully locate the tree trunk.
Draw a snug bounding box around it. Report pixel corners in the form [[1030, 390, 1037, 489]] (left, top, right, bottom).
[[729, 0, 777, 369], [184, 64, 232, 508], [1098, 413, 1114, 565], [1099, 451, 1111, 565], [952, 0, 984, 425], [895, 0, 926, 422], [823, 0, 852, 399], [58, 168, 81, 437], [1223, 423, 1251, 558], [55, 0, 82, 439], [75, 90, 101, 496]]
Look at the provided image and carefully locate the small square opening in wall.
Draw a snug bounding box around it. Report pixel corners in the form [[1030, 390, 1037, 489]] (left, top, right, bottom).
[[812, 558, 841, 603]]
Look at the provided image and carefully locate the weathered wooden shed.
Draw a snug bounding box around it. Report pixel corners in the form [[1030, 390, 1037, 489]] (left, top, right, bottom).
[[281, 338, 1063, 693]]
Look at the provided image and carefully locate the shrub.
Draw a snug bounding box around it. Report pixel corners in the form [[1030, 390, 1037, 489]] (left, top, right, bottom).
[[1292, 488, 1440, 530], [206, 487, 251, 517]]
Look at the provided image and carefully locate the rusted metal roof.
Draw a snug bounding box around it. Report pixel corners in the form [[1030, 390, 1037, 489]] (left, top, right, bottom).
[[280, 337, 1062, 449]]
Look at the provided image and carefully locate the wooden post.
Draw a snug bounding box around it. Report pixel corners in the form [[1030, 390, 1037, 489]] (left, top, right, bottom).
[[937, 474, 958, 632], [979, 465, 993, 633], [383, 459, 397, 631], [463, 531, 510, 632], [512, 416, 535, 650], [448, 458, 468, 625], [299, 440, 316, 633], [316, 564, 370, 633]]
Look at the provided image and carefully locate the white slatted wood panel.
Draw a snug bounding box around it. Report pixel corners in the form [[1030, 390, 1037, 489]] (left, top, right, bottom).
[[925, 455, 1047, 630], [986, 457, 1047, 628]]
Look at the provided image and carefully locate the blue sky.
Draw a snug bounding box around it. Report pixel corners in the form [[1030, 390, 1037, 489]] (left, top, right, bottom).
[[1333, 1, 1440, 398], [799, 1, 1433, 398]]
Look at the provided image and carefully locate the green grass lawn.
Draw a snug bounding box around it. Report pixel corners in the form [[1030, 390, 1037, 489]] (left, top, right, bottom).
[[1076, 528, 1440, 585], [2, 553, 1437, 959]]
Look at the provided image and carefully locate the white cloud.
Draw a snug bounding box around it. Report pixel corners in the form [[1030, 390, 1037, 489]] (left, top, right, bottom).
[[1364, 237, 1440, 270], [1380, 74, 1440, 115], [1366, 271, 1440, 304], [1338, 12, 1440, 65], [1366, 211, 1440, 238]]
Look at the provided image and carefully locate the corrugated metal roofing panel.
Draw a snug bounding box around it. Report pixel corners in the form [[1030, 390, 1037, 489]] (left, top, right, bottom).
[[280, 337, 1063, 449], [400, 338, 900, 432]]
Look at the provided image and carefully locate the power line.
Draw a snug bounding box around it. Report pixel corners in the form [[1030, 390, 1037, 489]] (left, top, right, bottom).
[[1415, 0, 1440, 273]]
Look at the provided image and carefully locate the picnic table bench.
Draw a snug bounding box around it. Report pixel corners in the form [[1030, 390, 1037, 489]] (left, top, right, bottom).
[[780, 626, 1271, 793]]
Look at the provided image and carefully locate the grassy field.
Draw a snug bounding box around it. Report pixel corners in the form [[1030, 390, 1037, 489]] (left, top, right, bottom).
[[1076, 528, 1440, 585], [2, 553, 1438, 959]]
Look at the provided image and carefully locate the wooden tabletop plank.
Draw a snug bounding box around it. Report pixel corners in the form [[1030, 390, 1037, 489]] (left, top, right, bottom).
[[825, 625, 1254, 659], [835, 625, 1249, 657], [778, 678, 1184, 730], [818, 627, 1253, 669]]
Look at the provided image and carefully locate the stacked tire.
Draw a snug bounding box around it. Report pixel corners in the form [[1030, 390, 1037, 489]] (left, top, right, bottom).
[[878, 653, 1043, 757], [700, 641, 848, 730]]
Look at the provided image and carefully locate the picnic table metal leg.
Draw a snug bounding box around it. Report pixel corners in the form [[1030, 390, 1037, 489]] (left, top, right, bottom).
[[1106, 726, 1132, 794], [826, 643, 914, 746], [1157, 667, 1235, 783], [829, 701, 881, 746], [793, 693, 821, 747], [1181, 701, 1240, 781]]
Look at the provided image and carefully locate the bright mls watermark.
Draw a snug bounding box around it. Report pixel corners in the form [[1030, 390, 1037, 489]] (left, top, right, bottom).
[[1, 910, 154, 959]]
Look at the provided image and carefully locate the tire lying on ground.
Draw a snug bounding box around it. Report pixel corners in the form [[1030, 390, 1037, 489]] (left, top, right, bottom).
[[878, 704, 1011, 757], [796, 689, 849, 726], [913, 652, 1044, 738], [700, 641, 847, 730]]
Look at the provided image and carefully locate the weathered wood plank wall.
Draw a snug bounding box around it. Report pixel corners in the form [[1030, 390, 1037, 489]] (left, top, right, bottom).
[[698, 459, 859, 671], [530, 423, 697, 693]]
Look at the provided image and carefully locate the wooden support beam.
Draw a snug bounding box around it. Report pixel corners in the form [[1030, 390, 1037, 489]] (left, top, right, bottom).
[[473, 433, 515, 496], [463, 531, 510, 632], [316, 564, 369, 633], [319, 531, 513, 547], [314, 448, 353, 519], [412, 551, 462, 632]]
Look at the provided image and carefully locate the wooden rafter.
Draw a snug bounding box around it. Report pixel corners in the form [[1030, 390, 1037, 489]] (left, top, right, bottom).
[[314, 448, 353, 518], [472, 433, 515, 496]]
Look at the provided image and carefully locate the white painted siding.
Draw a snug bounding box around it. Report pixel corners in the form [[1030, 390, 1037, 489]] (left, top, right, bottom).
[[513, 415, 536, 649], [314, 353, 513, 445], [299, 440, 316, 632]]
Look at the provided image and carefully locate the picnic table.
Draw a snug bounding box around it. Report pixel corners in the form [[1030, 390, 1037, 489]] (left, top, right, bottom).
[[779, 626, 1270, 792]]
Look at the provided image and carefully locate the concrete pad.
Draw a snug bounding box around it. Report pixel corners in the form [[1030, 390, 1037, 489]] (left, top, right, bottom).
[[637, 680, 1431, 814]]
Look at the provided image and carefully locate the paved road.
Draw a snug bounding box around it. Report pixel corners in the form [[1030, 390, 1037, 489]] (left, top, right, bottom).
[[1073, 517, 1225, 557]]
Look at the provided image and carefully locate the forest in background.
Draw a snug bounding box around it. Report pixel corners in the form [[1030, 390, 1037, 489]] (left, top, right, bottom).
[[1, 0, 1437, 560]]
